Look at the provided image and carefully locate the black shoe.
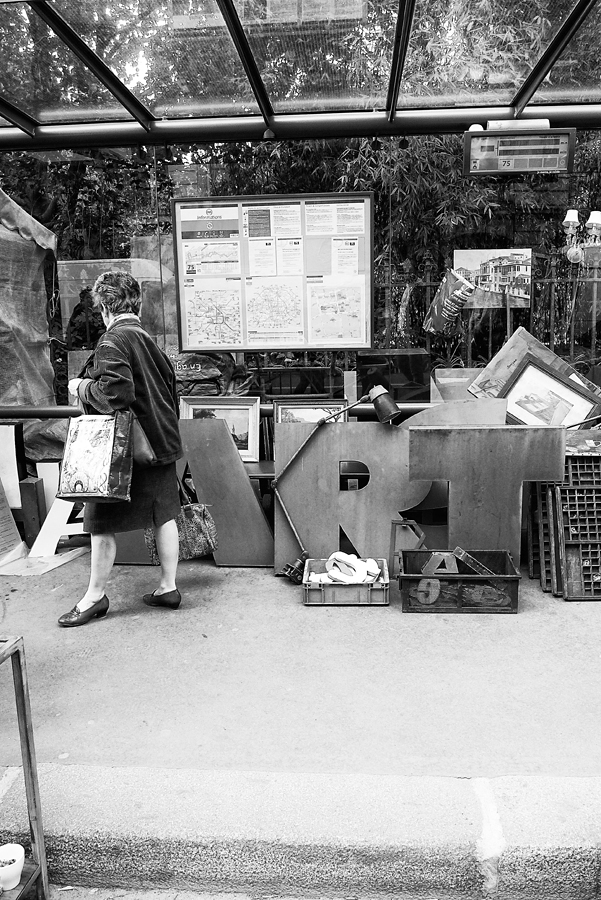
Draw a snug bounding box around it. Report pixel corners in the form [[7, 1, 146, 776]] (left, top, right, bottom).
[[58, 595, 110, 627], [142, 589, 181, 609]]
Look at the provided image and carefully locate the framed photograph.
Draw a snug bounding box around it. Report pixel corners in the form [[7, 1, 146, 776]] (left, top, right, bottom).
[[179, 396, 261, 461], [453, 248, 532, 309], [498, 353, 601, 429], [273, 399, 349, 425]]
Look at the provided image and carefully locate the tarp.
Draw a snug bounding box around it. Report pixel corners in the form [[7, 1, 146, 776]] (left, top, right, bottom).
[[0, 188, 66, 460]]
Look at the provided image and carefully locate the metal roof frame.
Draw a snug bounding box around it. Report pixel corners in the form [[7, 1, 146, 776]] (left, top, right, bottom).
[[0, 0, 596, 151], [26, 0, 155, 131]]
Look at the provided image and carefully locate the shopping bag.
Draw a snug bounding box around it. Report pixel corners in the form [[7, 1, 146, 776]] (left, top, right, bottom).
[[143, 477, 218, 564], [56, 411, 134, 502]]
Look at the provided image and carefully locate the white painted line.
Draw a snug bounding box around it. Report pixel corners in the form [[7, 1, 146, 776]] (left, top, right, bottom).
[[472, 777, 506, 895], [0, 767, 20, 804]]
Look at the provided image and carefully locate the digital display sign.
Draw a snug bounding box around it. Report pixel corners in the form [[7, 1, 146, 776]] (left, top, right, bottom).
[[464, 128, 575, 175]]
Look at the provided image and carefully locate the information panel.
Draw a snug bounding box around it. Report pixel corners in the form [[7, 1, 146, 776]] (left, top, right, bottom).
[[463, 128, 575, 175], [172, 192, 373, 351]]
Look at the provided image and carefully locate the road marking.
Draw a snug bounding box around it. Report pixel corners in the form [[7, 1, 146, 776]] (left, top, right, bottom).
[[472, 777, 506, 895], [0, 767, 20, 804]]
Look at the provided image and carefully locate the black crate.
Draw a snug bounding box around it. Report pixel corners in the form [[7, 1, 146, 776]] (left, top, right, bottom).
[[399, 550, 520, 613]]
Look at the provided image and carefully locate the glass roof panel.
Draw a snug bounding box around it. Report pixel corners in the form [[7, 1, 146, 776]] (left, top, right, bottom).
[[398, 0, 582, 109], [232, 0, 396, 113], [531, 1, 601, 105], [52, 0, 261, 119], [0, 2, 135, 123]]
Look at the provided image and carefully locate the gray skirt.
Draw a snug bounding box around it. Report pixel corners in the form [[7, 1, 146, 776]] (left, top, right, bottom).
[[83, 462, 181, 535]]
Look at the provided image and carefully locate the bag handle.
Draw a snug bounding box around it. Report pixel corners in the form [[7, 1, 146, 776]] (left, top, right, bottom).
[[178, 475, 194, 507], [177, 470, 212, 508]]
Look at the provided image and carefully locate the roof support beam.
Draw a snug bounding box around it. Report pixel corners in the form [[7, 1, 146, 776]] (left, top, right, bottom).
[[0, 104, 598, 151], [511, 0, 599, 118], [386, 0, 418, 122], [25, 0, 155, 131], [213, 0, 274, 129], [0, 96, 38, 137]]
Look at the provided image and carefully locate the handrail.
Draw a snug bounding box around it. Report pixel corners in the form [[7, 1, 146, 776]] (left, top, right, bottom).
[[0, 406, 82, 419]]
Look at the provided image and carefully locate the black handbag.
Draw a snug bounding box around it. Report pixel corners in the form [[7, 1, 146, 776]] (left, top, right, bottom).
[[132, 416, 157, 466], [143, 476, 218, 564], [56, 410, 133, 502]]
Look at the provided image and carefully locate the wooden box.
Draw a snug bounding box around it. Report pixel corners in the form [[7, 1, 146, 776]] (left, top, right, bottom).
[[302, 558, 389, 606], [399, 550, 520, 613]]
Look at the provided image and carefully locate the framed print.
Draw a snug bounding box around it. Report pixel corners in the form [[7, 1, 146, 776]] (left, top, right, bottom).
[[273, 399, 349, 424], [498, 353, 601, 429], [468, 326, 601, 401], [453, 248, 532, 308], [179, 396, 261, 461]]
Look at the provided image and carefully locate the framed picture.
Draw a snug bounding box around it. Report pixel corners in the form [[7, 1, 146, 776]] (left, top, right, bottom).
[[273, 399, 349, 424], [498, 353, 601, 429], [468, 326, 601, 401], [179, 396, 261, 461]]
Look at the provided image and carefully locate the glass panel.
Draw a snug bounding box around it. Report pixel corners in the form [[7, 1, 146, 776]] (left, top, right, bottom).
[[0, 2, 134, 123], [233, 0, 396, 112], [398, 0, 580, 109], [52, 0, 260, 118], [531, 1, 601, 104]]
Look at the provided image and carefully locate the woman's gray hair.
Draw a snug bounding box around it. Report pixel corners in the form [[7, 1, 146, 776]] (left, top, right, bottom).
[[92, 270, 142, 315]]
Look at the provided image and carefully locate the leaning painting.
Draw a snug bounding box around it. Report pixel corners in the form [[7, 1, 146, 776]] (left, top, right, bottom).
[[273, 399, 349, 424], [179, 396, 261, 461], [499, 354, 601, 429]]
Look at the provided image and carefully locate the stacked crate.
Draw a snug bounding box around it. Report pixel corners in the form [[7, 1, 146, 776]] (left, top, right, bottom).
[[529, 435, 601, 600]]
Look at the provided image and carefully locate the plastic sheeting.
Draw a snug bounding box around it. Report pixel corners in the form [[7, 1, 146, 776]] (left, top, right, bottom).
[[0, 188, 66, 460]]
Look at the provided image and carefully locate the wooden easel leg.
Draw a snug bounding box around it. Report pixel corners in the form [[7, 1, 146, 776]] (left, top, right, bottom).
[[11, 643, 49, 900]]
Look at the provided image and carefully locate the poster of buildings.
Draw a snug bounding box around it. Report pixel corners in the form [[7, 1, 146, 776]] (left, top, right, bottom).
[[453, 249, 532, 308]]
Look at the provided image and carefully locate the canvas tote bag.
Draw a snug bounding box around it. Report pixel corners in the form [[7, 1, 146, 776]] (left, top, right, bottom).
[[56, 410, 134, 502]]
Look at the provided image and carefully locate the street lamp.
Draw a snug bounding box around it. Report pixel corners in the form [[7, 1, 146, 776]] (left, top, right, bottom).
[[562, 208, 601, 266]]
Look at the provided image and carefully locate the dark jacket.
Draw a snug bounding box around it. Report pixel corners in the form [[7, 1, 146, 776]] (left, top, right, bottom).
[[78, 317, 182, 466]]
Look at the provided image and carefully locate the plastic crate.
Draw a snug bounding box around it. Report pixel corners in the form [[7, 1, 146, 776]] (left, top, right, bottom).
[[399, 550, 520, 613], [302, 558, 389, 606]]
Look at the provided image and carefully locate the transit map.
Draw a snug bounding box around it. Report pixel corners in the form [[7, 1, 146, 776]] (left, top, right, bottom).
[[173, 193, 373, 351]]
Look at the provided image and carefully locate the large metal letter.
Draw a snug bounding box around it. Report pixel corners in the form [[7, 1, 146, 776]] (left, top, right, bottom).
[[274, 399, 510, 572], [409, 425, 565, 565]]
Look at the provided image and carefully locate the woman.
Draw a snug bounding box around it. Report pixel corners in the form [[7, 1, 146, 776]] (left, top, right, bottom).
[[59, 271, 183, 627]]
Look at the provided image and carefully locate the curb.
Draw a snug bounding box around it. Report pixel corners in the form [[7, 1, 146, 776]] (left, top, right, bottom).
[[2, 766, 601, 898]]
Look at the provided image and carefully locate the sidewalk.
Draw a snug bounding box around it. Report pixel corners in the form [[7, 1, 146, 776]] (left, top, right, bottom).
[[1, 553, 601, 899]]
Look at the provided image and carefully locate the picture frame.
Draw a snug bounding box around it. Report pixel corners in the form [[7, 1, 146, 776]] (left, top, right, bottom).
[[498, 353, 601, 429], [273, 399, 349, 425], [468, 326, 601, 401], [179, 396, 261, 461]]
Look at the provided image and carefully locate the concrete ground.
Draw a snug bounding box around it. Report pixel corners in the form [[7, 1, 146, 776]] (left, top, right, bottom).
[[1, 551, 601, 899]]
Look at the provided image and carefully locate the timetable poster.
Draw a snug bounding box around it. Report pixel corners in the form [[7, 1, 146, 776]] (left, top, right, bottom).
[[172, 193, 373, 351]]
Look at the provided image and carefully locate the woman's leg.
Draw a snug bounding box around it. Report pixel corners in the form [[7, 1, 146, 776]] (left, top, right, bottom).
[[153, 518, 179, 593], [77, 533, 117, 610]]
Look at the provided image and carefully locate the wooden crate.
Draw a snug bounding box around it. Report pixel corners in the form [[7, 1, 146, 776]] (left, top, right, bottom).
[[399, 550, 520, 613]]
